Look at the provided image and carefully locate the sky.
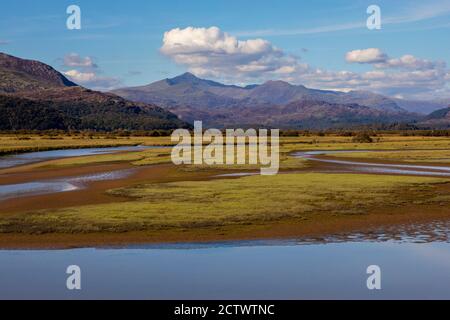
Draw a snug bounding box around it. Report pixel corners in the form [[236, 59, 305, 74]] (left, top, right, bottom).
[[0, 0, 450, 100]]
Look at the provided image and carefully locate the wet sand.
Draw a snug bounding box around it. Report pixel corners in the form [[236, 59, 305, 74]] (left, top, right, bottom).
[[0, 163, 224, 214], [1, 151, 450, 249]]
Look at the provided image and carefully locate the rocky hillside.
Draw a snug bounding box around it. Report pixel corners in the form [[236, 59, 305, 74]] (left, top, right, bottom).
[[0, 52, 189, 131]]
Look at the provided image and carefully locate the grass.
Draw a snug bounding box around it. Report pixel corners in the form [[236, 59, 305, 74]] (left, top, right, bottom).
[[325, 150, 450, 163], [1, 173, 448, 234], [2, 133, 450, 171], [2, 133, 450, 239], [279, 135, 450, 152], [0, 135, 173, 155], [2, 134, 450, 155]]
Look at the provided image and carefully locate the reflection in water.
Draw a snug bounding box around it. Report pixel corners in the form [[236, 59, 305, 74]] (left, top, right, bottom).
[[0, 145, 161, 200], [0, 169, 136, 201], [0, 182, 78, 201], [296, 220, 450, 245], [1, 228, 450, 299], [295, 151, 450, 177], [0, 145, 153, 169]]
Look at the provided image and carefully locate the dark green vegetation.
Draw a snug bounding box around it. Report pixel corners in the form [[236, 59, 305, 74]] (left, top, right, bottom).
[[0, 52, 190, 131], [352, 133, 374, 143], [0, 91, 189, 131]]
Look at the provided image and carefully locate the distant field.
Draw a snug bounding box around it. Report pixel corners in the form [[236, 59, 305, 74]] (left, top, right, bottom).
[[0, 135, 173, 155], [2, 133, 450, 171], [2, 133, 450, 154], [324, 149, 450, 163]]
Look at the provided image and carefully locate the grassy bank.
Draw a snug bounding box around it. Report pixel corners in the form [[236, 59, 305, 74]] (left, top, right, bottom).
[[2, 134, 450, 156], [324, 149, 450, 163], [1, 173, 448, 234]]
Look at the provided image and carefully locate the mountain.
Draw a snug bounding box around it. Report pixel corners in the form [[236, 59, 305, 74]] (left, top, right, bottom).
[[393, 98, 450, 115], [0, 52, 189, 131], [0, 52, 77, 93], [418, 106, 450, 129], [113, 73, 404, 112], [113, 73, 419, 129]]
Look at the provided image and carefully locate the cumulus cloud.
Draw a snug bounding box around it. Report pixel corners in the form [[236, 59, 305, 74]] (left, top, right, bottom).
[[161, 27, 450, 100], [341, 48, 449, 98], [346, 48, 388, 64], [377, 55, 446, 71], [299, 48, 449, 99], [346, 48, 446, 71], [64, 69, 121, 91], [61, 53, 121, 91], [63, 53, 98, 69], [161, 26, 308, 82], [64, 70, 96, 82]]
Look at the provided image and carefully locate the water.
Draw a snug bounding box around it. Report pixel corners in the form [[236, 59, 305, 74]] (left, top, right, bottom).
[[1, 239, 450, 299], [0, 145, 156, 200], [295, 151, 450, 177], [0, 169, 136, 201], [1, 221, 449, 300], [0, 145, 152, 169]]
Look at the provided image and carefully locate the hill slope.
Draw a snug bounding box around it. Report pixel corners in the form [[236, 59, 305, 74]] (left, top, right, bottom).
[[418, 107, 450, 129], [0, 52, 189, 131]]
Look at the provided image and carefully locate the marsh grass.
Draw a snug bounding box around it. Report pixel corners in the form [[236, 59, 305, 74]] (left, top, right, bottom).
[[1, 173, 447, 234], [0, 135, 173, 155], [327, 150, 450, 163]]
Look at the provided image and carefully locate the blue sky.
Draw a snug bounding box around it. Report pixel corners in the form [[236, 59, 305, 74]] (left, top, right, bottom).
[[1, 0, 450, 100]]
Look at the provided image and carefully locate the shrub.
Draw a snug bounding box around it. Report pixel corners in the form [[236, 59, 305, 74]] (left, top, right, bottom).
[[352, 133, 373, 143]]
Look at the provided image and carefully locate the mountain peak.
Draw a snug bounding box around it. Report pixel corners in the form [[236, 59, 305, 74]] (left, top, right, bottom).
[[167, 72, 229, 88], [175, 72, 199, 80], [262, 80, 293, 87], [168, 72, 201, 84]]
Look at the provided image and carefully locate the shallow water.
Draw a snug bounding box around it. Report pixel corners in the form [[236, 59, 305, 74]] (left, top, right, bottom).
[[1, 235, 450, 299], [0, 145, 152, 169], [295, 151, 450, 177], [0, 146, 157, 200], [1, 221, 450, 300], [0, 169, 136, 201]]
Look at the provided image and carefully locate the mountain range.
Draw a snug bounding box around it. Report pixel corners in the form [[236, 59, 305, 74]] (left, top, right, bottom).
[[1, 52, 449, 131], [0, 52, 189, 131], [113, 72, 450, 129]]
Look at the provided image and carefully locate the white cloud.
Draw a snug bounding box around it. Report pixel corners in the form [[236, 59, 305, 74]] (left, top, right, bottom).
[[63, 53, 97, 68], [64, 70, 96, 82], [63, 68, 121, 91], [161, 27, 450, 100], [61, 53, 122, 91], [346, 48, 388, 64], [161, 26, 307, 82], [377, 55, 446, 71]]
